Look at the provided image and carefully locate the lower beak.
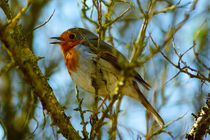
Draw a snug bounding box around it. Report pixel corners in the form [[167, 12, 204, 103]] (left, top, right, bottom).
[[50, 37, 63, 44]]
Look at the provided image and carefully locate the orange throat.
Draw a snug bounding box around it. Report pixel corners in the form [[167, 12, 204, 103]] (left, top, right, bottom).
[[63, 47, 80, 74], [59, 39, 84, 74]]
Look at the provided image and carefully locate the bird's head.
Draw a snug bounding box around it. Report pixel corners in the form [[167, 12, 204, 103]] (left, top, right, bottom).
[[50, 28, 98, 53]]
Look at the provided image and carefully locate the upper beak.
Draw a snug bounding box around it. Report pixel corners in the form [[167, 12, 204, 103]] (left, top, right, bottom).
[[50, 37, 63, 44]]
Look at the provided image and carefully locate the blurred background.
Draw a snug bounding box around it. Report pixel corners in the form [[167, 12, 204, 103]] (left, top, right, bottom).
[[0, 0, 209, 139]]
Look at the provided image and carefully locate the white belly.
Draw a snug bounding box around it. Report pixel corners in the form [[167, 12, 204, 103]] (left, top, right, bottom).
[[70, 46, 139, 100], [70, 51, 96, 94]]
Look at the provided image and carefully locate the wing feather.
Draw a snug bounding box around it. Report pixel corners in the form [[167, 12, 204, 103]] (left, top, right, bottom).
[[83, 40, 150, 89]]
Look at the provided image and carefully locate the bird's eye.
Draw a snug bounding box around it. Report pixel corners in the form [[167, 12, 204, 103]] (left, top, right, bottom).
[[69, 34, 75, 39]]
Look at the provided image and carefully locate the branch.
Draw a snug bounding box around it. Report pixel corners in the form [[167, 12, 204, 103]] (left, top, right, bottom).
[[0, 0, 12, 19], [130, 0, 154, 62], [131, 0, 199, 67], [150, 35, 210, 82], [90, 75, 126, 139], [193, 41, 209, 70], [0, 8, 82, 140], [81, 0, 98, 27], [74, 86, 89, 139], [33, 9, 55, 31], [6, 0, 31, 28], [153, 4, 177, 15], [0, 61, 14, 76], [103, 7, 130, 28], [148, 113, 186, 139], [186, 93, 210, 140]]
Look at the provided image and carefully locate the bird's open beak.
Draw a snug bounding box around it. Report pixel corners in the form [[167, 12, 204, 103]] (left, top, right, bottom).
[[50, 37, 64, 44]]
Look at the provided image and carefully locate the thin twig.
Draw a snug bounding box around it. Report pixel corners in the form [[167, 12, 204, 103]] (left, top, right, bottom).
[[33, 9, 55, 31], [148, 113, 186, 139], [6, 0, 31, 28], [103, 7, 130, 28], [82, 0, 98, 26], [136, 0, 145, 17], [192, 41, 209, 70], [74, 85, 89, 139], [153, 4, 177, 15], [130, 0, 155, 62], [150, 34, 210, 82], [0, 61, 14, 76]]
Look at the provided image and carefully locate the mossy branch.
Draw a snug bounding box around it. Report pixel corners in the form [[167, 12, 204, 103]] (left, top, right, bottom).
[[0, 29, 82, 140], [186, 93, 210, 140], [0, 2, 82, 139]]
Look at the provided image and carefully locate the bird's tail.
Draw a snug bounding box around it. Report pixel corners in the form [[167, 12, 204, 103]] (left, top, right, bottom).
[[133, 81, 165, 127]]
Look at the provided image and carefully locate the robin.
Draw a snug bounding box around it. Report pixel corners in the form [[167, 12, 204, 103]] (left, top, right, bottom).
[[50, 28, 164, 127]]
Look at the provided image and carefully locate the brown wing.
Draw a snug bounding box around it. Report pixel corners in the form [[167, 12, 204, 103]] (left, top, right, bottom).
[[86, 40, 164, 126], [84, 39, 151, 89]]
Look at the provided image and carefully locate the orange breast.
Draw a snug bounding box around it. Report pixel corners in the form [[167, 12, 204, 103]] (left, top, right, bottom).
[[64, 48, 80, 74]]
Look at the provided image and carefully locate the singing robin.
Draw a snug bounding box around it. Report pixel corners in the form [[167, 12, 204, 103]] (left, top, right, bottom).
[[50, 28, 164, 127]]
